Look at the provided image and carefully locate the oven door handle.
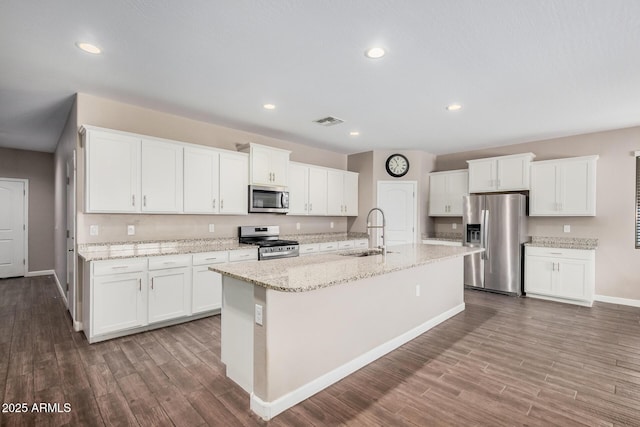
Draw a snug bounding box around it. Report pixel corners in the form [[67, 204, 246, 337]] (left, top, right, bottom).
[[261, 250, 298, 258]]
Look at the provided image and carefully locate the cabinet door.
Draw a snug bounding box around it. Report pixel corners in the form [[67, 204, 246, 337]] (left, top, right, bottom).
[[428, 174, 448, 216], [148, 268, 191, 323], [497, 156, 530, 190], [288, 163, 309, 215], [447, 171, 468, 216], [86, 130, 140, 213], [343, 172, 359, 216], [192, 266, 222, 314], [326, 170, 344, 215], [468, 160, 496, 193], [556, 259, 590, 300], [308, 167, 328, 215], [524, 255, 555, 296], [184, 147, 219, 214], [560, 159, 595, 215], [141, 139, 183, 213], [219, 152, 248, 214], [269, 149, 290, 186], [250, 145, 273, 185], [93, 272, 146, 335], [530, 163, 559, 215]]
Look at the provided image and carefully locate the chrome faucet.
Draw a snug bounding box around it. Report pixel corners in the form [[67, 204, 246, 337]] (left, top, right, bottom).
[[366, 207, 386, 255]]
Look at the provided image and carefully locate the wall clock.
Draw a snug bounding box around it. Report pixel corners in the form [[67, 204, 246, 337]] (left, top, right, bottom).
[[385, 154, 409, 178]]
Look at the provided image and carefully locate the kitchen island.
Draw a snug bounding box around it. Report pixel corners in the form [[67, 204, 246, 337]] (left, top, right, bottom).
[[210, 243, 483, 420]]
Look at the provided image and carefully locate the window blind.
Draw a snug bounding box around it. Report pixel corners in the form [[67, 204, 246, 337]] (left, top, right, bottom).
[[636, 156, 640, 248]]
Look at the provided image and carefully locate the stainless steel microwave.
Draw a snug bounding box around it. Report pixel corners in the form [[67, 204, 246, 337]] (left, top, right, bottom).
[[248, 185, 289, 213]]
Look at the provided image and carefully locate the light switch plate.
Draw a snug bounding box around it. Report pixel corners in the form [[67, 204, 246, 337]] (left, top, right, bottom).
[[330, 222, 334, 229], [563, 225, 571, 233], [127, 225, 135, 235], [208, 224, 215, 233], [255, 304, 263, 326], [89, 225, 99, 236], [296, 222, 300, 230], [452, 223, 457, 230]]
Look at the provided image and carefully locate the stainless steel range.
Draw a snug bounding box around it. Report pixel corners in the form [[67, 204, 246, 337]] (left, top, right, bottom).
[[239, 226, 299, 260]]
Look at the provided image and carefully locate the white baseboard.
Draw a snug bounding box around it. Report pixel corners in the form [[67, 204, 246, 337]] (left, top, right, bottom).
[[250, 302, 465, 421], [73, 321, 83, 332], [25, 269, 55, 277], [50, 272, 68, 307], [594, 294, 640, 308]]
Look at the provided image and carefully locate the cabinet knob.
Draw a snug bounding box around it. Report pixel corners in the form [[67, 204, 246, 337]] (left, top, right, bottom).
[[213, 199, 216, 209], [132, 195, 136, 206], [143, 195, 147, 207]]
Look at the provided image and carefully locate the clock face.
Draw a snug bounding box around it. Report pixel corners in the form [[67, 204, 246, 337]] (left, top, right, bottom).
[[386, 154, 409, 177]]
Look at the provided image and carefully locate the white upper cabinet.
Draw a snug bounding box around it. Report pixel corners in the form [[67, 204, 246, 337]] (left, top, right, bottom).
[[308, 166, 328, 216], [467, 153, 535, 193], [141, 139, 183, 213], [241, 143, 290, 186], [183, 146, 220, 214], [289, 162, 329, 216], [327, 170, 359, 216], [84, 128, 141, 213], [530, 155, 598, 216], [219, 152, 249, 214], [428, 170, 468, 216]]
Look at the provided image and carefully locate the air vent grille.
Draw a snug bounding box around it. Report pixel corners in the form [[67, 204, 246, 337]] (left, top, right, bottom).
[[313, 116, 345, 127]]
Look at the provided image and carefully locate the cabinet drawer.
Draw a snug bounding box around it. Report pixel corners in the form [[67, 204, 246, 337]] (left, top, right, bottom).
[[338, 241, 355, 250], [353, 239, 368, 249], [192, 251, 229, 266], [229, 248, 258, 262], [148, 255, 191, 270], [525, 246, 593, 260], [299, 243, 320, 255], [93, 258, 147, 276], [319, 242, 338, 252]]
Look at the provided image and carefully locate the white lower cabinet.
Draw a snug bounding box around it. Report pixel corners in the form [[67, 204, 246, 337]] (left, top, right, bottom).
[[192, 251, 228, 314], [147, 255, 192, 324], [524, 246, 595, 306], [299, 243, 320, 256], [89, 258, 147, 337]]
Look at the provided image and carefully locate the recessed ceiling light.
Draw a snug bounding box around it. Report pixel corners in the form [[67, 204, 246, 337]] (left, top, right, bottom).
[[263, 103, 276, 110], [446, 103, 462, 111], [365, 47, 385, 59], [76, 42, 101, 54], [349, 131, 360, 136]]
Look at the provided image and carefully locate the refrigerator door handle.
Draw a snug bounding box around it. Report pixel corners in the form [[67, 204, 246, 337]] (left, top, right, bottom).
[[483, 209, 490, 260]]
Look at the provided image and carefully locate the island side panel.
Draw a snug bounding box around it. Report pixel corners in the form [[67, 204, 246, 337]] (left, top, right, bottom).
[[221, 276, 254, 393], [255, 256, 464, 404]]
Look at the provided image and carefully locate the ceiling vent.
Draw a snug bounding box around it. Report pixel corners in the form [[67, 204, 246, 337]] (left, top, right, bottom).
[[313, 116, 345, 127]]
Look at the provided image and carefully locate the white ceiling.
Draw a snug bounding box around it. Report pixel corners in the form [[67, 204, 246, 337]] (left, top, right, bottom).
[[1, 1, 640, 154]]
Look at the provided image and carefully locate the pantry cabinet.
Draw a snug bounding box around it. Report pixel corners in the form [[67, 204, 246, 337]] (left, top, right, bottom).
[[467, 153, 535, 193], [524, 246, 595, 306], [428, 170, 468, 216], [84, 129, 140, 213], [529, 155, 598, 216]]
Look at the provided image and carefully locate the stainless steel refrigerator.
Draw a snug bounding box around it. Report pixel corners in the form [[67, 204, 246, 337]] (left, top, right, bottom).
[[463, 194, 527, 295]]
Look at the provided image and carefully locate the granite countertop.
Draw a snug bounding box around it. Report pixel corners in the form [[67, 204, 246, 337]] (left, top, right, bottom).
[[421, 232, 463, 242], [77, 238, 254, 261], [525, 236, 598, 250], [210, 244, 483, 292]]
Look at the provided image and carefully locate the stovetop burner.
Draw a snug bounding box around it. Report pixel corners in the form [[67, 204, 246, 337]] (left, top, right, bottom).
[[239, 226, 299, 260]]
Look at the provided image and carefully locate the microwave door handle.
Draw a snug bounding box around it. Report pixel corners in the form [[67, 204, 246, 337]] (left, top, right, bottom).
[[281, 193, 285, 208]]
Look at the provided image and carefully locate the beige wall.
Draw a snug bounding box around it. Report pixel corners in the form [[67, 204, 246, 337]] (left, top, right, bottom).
[[0, 147, 55, 272], [74, 93, 349, 243], [435, 125, 640, 300], [348, 150, 437, 237]]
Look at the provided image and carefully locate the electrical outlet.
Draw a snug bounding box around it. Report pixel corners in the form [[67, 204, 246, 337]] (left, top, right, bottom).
[[209, 224, 215, 233], [330, 221, 334, 229], [452, 223, 457, 230], [127, 225, 135, 235], [415, 284, 421, 297], [563, 224, 571, 233], [296, 222, 300, 230], [255, 304, 263, 326], [89, 225, 99, 236]]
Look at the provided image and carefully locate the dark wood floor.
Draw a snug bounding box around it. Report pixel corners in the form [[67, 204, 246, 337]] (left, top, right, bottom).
[[2, 276, 640, 426]]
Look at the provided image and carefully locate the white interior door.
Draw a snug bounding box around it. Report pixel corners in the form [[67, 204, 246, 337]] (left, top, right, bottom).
[[377, 181, 417, 246], [66, 152, 77, 317], [0, 179, 26, 278]]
